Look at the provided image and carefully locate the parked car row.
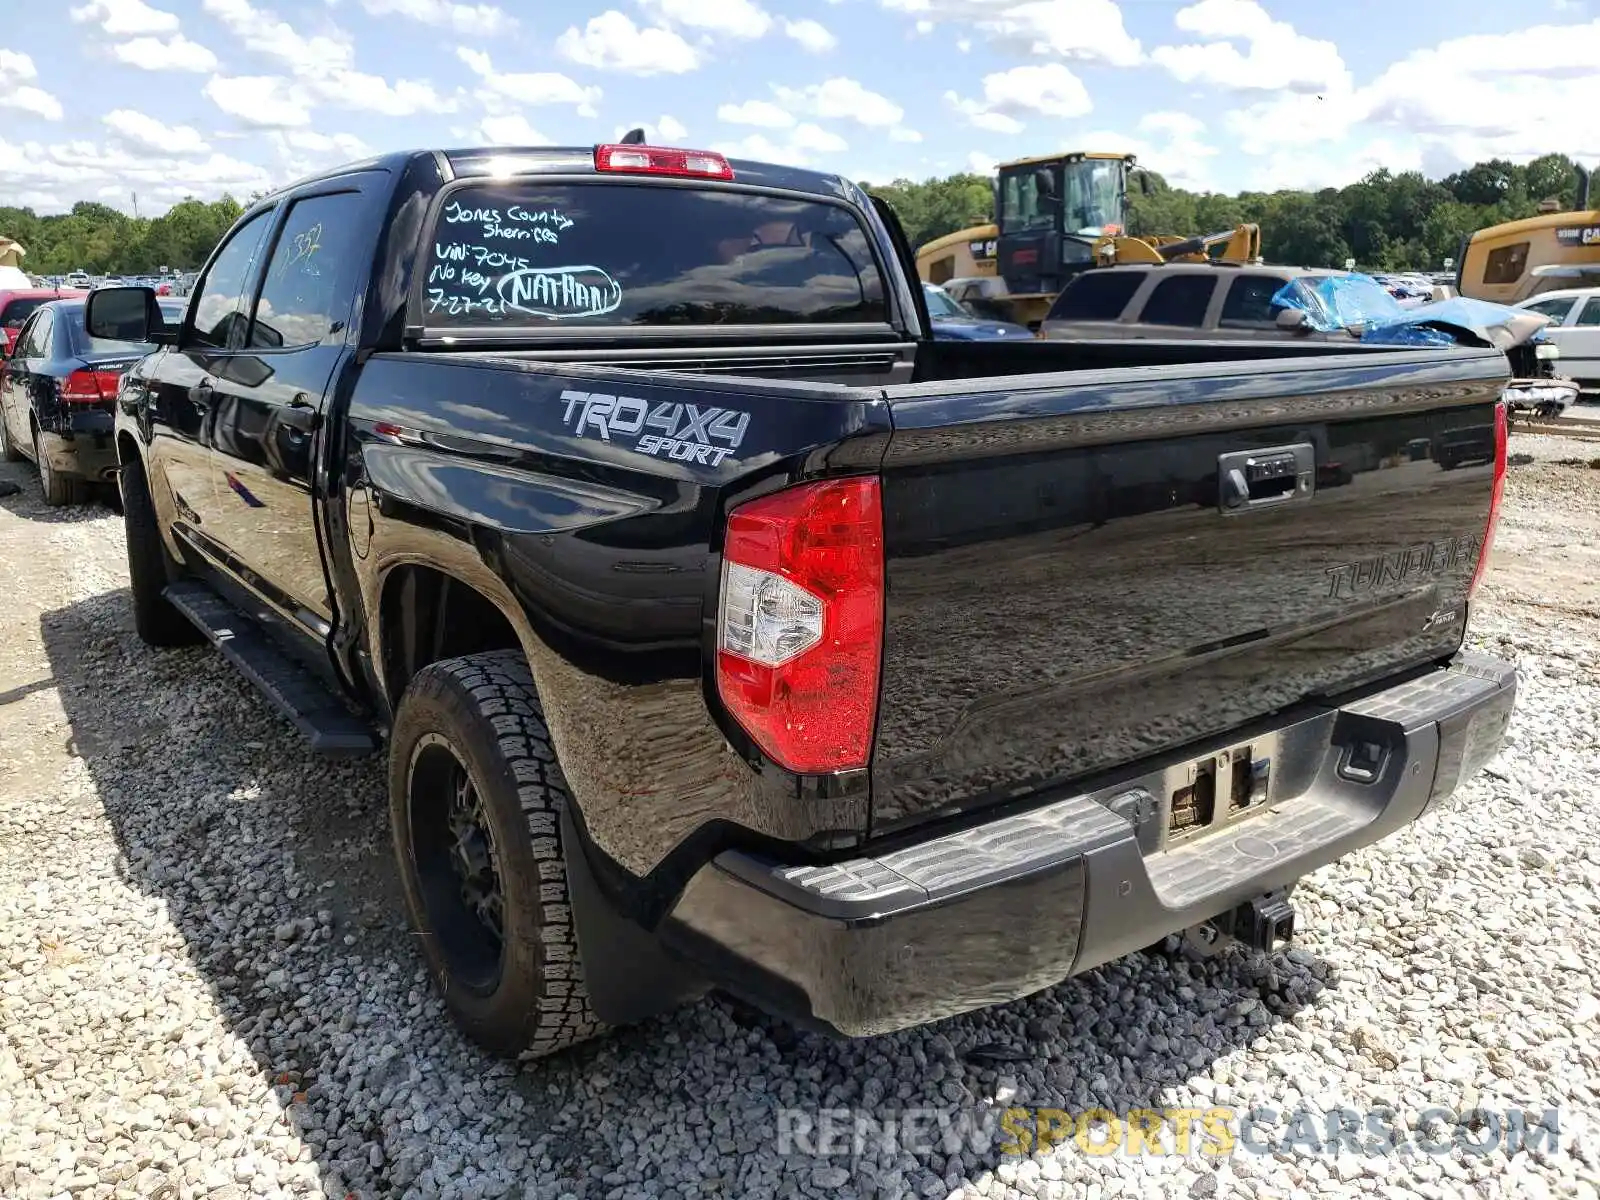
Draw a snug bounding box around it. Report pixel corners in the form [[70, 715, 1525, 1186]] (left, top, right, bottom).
[[0, 294, 184, 504]]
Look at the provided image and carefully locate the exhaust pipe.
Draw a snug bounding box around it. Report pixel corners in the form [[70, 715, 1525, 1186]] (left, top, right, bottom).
[[1577, 164, 1592, 212]]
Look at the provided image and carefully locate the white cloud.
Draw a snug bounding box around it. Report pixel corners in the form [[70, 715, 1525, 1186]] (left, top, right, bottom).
[[456, 48, 602, 115], [203, 75, 314, 128], [202, 0, 351, 75], [966, 151, 996, 175], [611, 114, 690, 143], [0, 51, 63, 121], [1151, 0, 1349, 94], [717, 100, 795, 129], [1223, 15, 1600, 183], [201, 0, 447, 117], [641, 0, 772, 39], [336, 71, 448, 117], [882, 0, 1141, 66], [784, 18, 837, 52], [772, 77, 903, 127], [711, 121, 847, 167], [891, 127, 923, 143], [103, 108, 209, 155], [604, 113, 688, 143], [790, 123, 848, 154], [356, 0, 514, 36], [915, 19, 934, 34], [1, 135, 276, 213], [1135, 111, 1217, 189], [70, 0, 180, 36], [478, 113, 549, 144], [271, 129, 372, 158], [109, 34, 219, 72], [944, 100, 1021, 136], [945, 62, 1091, 133], [556, 11, 702, 74]]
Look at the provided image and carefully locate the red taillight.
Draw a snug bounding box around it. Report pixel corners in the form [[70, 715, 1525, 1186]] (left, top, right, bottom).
[[1469, 401, 1508, 600], [716, 477, 884, 774], [61, 368, 121, 404], [594, 143, 734, 181]]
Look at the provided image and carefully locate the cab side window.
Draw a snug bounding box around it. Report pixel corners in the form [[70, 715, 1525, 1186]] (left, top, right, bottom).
[[189, 210, 275, 350], [1482, 242, 1528, 286], [248, 192, 365, 351]]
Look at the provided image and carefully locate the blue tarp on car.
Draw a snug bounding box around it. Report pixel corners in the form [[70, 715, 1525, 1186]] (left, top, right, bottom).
[[1270, 274, 1551, 349]]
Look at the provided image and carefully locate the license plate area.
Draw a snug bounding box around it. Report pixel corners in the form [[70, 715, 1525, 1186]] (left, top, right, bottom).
[[1165, 743, 1273, 847]]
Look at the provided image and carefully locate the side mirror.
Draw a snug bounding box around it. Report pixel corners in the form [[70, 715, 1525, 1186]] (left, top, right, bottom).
[[1132, 169, 1155, 197], [1275, 308, 1310, 332], [85, 286, 171, 345]]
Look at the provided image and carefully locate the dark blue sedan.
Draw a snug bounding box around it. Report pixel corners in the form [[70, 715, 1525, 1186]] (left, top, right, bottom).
[[0, 297, 183, 504], [923, 283, 1034, 341]]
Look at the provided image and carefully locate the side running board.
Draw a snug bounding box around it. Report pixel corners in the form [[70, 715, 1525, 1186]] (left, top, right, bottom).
[[164, 580, 378, 757]]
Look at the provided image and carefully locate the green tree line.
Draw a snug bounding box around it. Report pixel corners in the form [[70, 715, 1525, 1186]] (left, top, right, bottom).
[[3, 153, 1586, 277], [866, 153, 1589, 272], [0, 196, 248, 276]]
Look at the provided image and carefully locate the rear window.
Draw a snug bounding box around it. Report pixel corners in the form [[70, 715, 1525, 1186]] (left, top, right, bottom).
[[1046, 271, 1143, 321], [1, 296, 48, 330], [422, 183, 888, 330]]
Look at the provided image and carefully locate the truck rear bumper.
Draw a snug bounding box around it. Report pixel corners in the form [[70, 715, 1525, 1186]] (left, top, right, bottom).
[[662, 652, 1516, 1037]]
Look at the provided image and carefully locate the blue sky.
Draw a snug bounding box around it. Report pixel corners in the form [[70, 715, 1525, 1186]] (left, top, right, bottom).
[[3, 0, 1597, 215]]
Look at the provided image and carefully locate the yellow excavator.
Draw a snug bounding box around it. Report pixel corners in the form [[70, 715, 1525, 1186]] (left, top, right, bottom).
[[915, 151, 1262, 328]]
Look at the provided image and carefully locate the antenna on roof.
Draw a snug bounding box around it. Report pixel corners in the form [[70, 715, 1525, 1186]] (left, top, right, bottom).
[[619, 127, 647, 146]]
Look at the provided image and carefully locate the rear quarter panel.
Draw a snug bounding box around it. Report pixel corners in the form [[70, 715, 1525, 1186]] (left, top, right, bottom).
[[341, 353, 890, 894]]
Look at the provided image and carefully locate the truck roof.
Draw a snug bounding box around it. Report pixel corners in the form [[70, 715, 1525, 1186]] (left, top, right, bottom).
[[267, 146, 863, 207]]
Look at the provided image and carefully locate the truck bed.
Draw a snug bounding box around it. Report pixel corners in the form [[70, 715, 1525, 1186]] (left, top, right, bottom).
[[352, 339, 1508, 855]]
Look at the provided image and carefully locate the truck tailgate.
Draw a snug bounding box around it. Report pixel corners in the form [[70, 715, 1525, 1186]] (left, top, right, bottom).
[[869, 349, 1508, 834]]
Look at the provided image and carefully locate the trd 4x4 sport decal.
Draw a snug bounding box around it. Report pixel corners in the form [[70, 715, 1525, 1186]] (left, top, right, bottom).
[[560, 389, 751, 466]]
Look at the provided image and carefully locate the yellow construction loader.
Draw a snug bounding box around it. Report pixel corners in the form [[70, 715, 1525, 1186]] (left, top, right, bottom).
[[915, 151, 1261, 329], [1457, 163, 1600, 303]]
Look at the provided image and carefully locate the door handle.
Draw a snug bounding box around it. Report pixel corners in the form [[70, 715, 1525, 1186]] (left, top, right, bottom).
[[1217, 443, 1315, 513], [279, 396, 320, 434], [189, 379, 214, 407]]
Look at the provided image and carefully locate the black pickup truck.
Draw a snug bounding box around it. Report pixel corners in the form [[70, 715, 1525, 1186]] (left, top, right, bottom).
[[88, 141, 1517, 1058]]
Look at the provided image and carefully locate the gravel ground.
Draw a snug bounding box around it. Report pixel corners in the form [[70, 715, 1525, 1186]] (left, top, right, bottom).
[[2, 435, 1599, 1200]]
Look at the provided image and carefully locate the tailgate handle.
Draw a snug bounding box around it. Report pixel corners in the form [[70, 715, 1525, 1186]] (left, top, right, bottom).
[[1218, 443, 1315, 513]]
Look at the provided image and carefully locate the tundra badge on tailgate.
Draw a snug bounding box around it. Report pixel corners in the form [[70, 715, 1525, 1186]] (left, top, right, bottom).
[[560, 389, 750, 466]]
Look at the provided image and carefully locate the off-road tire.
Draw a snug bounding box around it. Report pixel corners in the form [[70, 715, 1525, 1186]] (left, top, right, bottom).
[[0, 412, 21, 462], [120, 452, 202, 646], [389, 650, 604, 1059], [35, 427, 84, 506]]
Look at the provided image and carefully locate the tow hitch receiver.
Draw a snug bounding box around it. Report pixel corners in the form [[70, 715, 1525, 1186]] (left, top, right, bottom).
[[1238, 888, 1296, 952], [1181, 888, 1297, 958]]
